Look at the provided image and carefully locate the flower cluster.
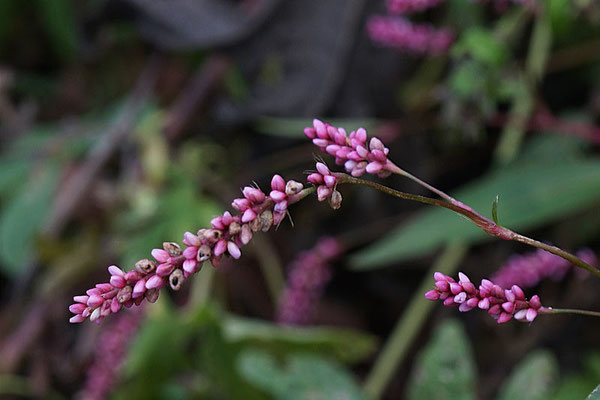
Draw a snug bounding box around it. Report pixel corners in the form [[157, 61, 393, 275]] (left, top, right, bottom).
[[277, 237, 342, 325], [491, 248, 598, 290], [367, 16, 454, 55], [425, 272, 544, 323], [69, 175, 311, 323], [304, 119, 392, 177], [307, 162, 342, 209], [386, 0, 446, 14], [76, 308, 145, 400]]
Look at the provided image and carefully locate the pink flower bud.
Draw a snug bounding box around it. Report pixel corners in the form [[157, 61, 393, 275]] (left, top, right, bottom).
[[110, 275, 126, 289], [151, 249, 170, 263], [316, 162, 330, 176], [313, 119, 326, 138], [69, 303, 87, 314], [183, 246, 197, 259], [108, 265, 125, 277], [242, 187, 266, 203], [366, 161, 383, 174], [70, 314, 85, 323], [183, 232, 201, 247], [304, 127, 316, 139], [227, 242, 241, 259], [323, 175, 336, 188], [132, 279, 146, 298], [211, 216, 225, 230], [526, 308, 538, 322], [145, 275, 164, 289], [87, 295, 104, 308], [156, 263, 175, 277], [307, 173, 324, 185], [270, 190, 287, 202], [214, 239, 227, 257], [271, 174, 286, 191], [424, 290, 439, 300], [73, 295, 89, 304], [183, 259, 197, 274], [497, 312, 512, 324]]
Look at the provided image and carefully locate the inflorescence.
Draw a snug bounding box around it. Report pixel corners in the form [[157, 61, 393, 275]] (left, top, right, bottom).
[[425, 272, 545, 323]]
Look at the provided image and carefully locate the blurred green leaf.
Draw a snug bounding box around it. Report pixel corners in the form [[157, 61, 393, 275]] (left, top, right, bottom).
[[449, 61, 484, 98], [526, 11, 552, 82], [238, 349, 367, 400], [351, 137, 600, 269], [223, 316, 377, 364], [406, 319, 476, 400], [456, 28, 508, 67], [552, 352, 600, 400], [256, 117, 378, 139], [587, 385, 600, 400], [497, 350, 558, 400], [0, 165, 59, 276], [548, 0, 573, 38]]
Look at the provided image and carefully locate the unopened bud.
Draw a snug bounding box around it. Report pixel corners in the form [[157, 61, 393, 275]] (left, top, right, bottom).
[[135, 259, 156, 274], [169, 269, 184, 291], [163, 242, 182, 257], [117, 286, 132, 303], [205, 229, 222, 243], [328, 190, 342, 210]]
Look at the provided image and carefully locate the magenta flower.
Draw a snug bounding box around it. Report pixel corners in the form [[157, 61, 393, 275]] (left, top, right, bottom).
[[277, 237, 342, 325], [307, 162, 343, 209], [386, 0, 446, 15], [425, 272, 545, 324], [304, 119, 392, 178], [77, 307, 145, 400], [367, 16, 454, 55], [491, 248, 598, 290], [70, 175, 312, 323]]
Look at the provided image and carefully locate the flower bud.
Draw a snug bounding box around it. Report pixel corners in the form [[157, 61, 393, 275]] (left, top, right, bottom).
[[117, 286, 132, 303], [197, 244, 212, 262], [285, 180, 304, 196], [228, 221, 242, 236], [328, 190, 342, 210], [145, 288, 160, 303]]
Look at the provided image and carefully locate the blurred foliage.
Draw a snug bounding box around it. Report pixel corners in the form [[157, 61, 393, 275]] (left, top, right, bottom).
[[406, 319, 476, 400], [497, 351, 559, 400]]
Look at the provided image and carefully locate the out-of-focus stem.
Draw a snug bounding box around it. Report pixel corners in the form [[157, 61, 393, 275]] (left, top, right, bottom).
[[363, 242, 468, 399], [338, 175, 600, 278], [540, 307, 600, 318]]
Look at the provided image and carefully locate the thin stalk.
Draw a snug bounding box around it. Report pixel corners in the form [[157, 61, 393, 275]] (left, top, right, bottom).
[[363, 242, 468, 399], [338, 175, 600, 278], [540, 307, 600, 318]]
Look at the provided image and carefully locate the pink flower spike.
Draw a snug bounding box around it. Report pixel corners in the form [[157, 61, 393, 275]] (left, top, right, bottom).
[[227, 242, 242, 259], [183, 259, 197, 274], [70, 314, 85, 323], [271, 174, 286, 191], [366, 161, 383, 174], [69, 303, 87, 314], [497, 312, 512, 324], [132, 279, 146, 298], [316, 162, 330, 176], [323, 175, 336, 188], [183, 246, 197, 259], [109, 275, 126, 289], [424, 290, 439, 300], [241, 208, 257, 223], [214, 239, 227, 257], [108, 265, 125, 277], [526, 308, 538, 322], [74, 295, 89, 304], [145, 275, 164, 290], [151, 249, 170, 263], [87, 294, 104, 308], [269, 190, 287, 202]]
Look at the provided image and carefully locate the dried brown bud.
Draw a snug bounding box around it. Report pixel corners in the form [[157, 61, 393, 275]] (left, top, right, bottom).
[[197, 244, 212, 262], [117, 286, 132, 303], [135, 259, 157, 274], [285, 180, 304, 196], [196, 229, 209, 241], [328, 190, 342, 210], [163, 242, 182, 257], [250, 217, 262, 232], [260, 210, 273, 232], [169, 269, 184, 291], [145, 288, 160, 303], [204, 229, 222, 243], [228, 221, 242, 236]]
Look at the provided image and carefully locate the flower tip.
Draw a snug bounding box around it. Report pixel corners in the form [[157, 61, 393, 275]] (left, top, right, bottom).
[[424, 290, 439, 300]]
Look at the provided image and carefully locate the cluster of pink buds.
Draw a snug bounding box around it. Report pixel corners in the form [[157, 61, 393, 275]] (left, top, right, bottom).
[[69, 174, 311, 323], [307, 162, 342, 209], [491, 248, 598, 290], [277, 237, 342, 325], [367, 16, 454, 55], [304, 119, 392, 178], [386, 0, 446, 14], [425, 272, 545, 324]]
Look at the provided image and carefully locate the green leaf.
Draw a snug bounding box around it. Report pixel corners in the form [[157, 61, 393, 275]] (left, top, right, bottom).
[[497, 350, 558, 400], [256, 117, 378, 139], [492, 195, 500, 224], [586, 384, 600, 400], [456, 28, 508, 67], [223, 316, 377, 364], [238, 349, 367, 400], [35, 0, 77, 61], [351, 139, 600, 269], [0, 165, 59, 276], [407, 319, 476, 400]]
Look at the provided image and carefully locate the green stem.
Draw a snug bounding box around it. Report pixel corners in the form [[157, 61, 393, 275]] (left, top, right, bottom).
[[338, 175, 600, 278], [540, 307, 600, 318], [363, 242, 468, 399]]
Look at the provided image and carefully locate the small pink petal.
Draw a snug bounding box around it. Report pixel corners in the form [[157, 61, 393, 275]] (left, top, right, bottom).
[[132, 279, 146, 298], [497, 312, 513, 324], [156, 263, 175, 277], [304, 127, 316, 139], [307, 173, 324, 185], [69, 303, 86, 314], [211, 216, 225, 230], [366, 161, 383, 174], [313, 119, 327, 138], [316, 162, 330, 176], [222, 211, 234, 225], [424, 290, 439, 300], [183, 232, 201, 247], [87, 294, 104, 308], [323, 175, 336, 188], [271, 174, 286, 191], [151, 249, 170, 263], [183, 246, 197, 259], [183, 259, 197, 274], [146, 275, 164, 289], [227, 242, 241, 259], [108, 265, 125, 277], [269, 190, 287, 202], [214, 239, 227, 257], [69, 314, 85, 323], [110, 275, 126, 289], [526, 308, 538, 322], [73, 295, 89, 304], [110, 297, 121, 313]]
